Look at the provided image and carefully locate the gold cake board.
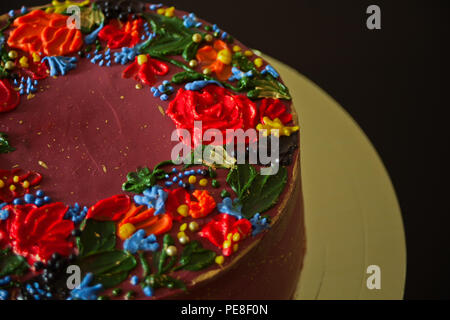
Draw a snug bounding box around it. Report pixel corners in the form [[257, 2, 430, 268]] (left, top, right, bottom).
[[261, 54, 406, 300]]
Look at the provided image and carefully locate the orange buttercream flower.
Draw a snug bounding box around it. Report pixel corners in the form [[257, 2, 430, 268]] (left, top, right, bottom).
[[7, 10, 83, 56], [196, 40, 233, 81]]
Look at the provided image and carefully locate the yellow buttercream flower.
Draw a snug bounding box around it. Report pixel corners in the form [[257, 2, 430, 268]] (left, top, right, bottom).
[[256, 117, 299, 137], [45, 0, 90, 14]]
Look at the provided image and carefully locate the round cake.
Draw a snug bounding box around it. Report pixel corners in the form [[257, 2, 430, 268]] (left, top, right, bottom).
[[0, 1, 305, 300]]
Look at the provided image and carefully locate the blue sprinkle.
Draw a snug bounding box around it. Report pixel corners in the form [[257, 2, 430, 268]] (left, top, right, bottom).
[[160, 94, 169, 101], [197, 169, 203, 174], [106, 61, 111, 67], [165, 181, 173, 187], [153, 90, 161, 98], [165, 174, 170, 179], [24, 193, 35, 203], [143, 286, 153, 297], [172, 168, 178, 173], [99, 60, 104, 67], [20, 6, 27, 14], [162, 80, 170, 86], [178, 181, 184, 187], [158, 84, 165, 92], [13, 198, 23, 205], [178, 173, 184, 178], [86, 53, 91, 59], [13, 79, 18, 86], [19, 89, 24, 95], [172, 177, 178, 183], [43, 196, 51, 203], [8, 10, 15, 17], [130, 276, 139, 286], [36, 190, 45, 197], [35, 198, 44, 207]]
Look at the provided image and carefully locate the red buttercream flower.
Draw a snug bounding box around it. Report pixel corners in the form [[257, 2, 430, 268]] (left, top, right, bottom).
[[0, 203, 74, 264], [0, 79, 21, 113], [86, 195, 131, 221], [199, 214, 252, 257], [122, 54, 169, 86], [167, 85, 258, 147], [0, 169, 42, 202], [165, 188, 191, 222], [189, 190, 216, 219], [98, 18, 143, 49], [7, 10, 83, 56], [259, 98, 293, 125]]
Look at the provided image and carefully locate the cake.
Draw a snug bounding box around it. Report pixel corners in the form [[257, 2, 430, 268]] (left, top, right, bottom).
[[0, 1, 305, 300]]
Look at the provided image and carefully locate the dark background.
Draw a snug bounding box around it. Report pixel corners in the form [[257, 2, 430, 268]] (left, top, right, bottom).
[[1, 0, 449, 300]]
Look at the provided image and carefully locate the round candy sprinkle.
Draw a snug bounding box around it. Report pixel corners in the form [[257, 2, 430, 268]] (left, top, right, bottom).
[[232, 232, 241, 242], [199, 179, 208, 187], [189, 221, 199, 232], [204, 34, 213, 42], [233, 244, 239, 252], [180, 223, 187, 232], [4, 61, 15, 70], [166, 246, 177, 257], [212, 180, 220, 188], [189, 59, 198, 68], [215, 256, 225, 266], [179, 236, 190, 245], [188, 176, 197, 184], [203, 68, 212, 75], [192, 33, 202, 43]]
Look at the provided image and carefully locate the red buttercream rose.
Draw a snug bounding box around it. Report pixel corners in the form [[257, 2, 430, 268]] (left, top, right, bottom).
[[167, 85, 258, 147], [0, 203, 74, 265], [259, 98, 293, 125]]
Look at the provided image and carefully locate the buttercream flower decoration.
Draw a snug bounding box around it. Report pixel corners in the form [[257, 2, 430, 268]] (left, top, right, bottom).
[[98, 18, 143, 49], [0, 79, 20, 113], [167, 85, 258, 147], [122, 54, 169, 86], [196, 40, 233, 81], [0, 203, 75, 265], [7, 10, 83, 56], [257, 117, 299, 137], [259, 98, 293, 125], [0, 169, 42, 202]]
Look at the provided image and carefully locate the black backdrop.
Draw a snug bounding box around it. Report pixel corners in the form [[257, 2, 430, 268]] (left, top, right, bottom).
[[1, 0, 448, 300]]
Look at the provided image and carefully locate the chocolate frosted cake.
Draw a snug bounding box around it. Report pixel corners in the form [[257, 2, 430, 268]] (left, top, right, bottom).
[[0, 1, 305, 300]]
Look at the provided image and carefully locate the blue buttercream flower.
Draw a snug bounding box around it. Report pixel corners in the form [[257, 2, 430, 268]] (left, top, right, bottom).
[[183, 13, 202, 29], [65, 203, 88, 224], [218, 198, 244, 220], [68, 273, 103, 301], [134, 186, 168, 215], [228, 67, 254, 82], [42, 56, 77, 77], [124, 230, 160, 254], [261, 65, 280, 79], [185, 80, 223, 91], [113, 34, 155, 65], [250, 213, 270, 237]]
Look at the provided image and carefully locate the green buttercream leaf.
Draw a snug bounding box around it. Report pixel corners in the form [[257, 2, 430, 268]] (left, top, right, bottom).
[[141, 13, 197, 60], [0, 249, 29, 277], [143, 274, 186, 292], [246, 74, 291, 100], [0, 132, 15, 153], [154, 234, 176, 275], [77, 220, 116, 258], [176, 241, 216, 272], [226, 164, 258, 199], [232, 52, 257, 73], [241, 167, 288, 218], [122, 161, 172, 194], [78, 250, 137, 289]]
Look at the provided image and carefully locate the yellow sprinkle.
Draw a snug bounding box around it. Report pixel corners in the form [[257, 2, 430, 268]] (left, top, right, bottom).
[[199, 179, 208, 187], [120, 96, 125, 100], [180, 223, 187, 232], [232, 232, 241, 242], [244, 50, 253, 57], [27, 94, 36, 100], [254, 58, 264, 68], [156, 8, 165, 15], [9, 185, 16, 192], [188, 175, 197, 184], [215, 256, 225, 266], [189, 221, 199, 232], [13, 176, 19, 183], [38, 161, 49, 169], [0, 180, 4, 188], [32, 52, 41, 62], [233, 45, 241, 52], [19, 56, 29, 68], [177, 231, 186, 239], [22, 180, 30, 189], [118, 223, 136, 240], [102, 165, 107, 173], [177, 204, 189, 217], [158, 105, 165, 116], [227, 233, 233, 241], [223, 240, 231, 249], [135, 83, 143, 90], [137, 54, 148, 65], [233, 243, 239, 252]]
